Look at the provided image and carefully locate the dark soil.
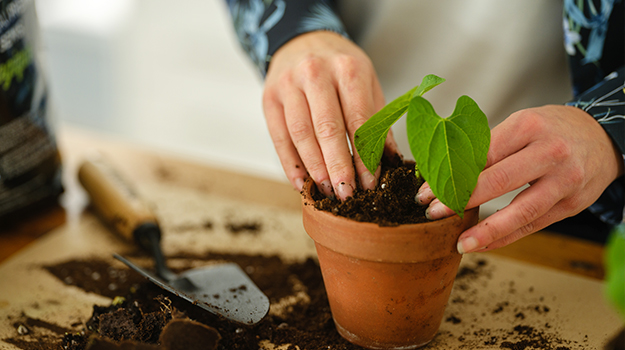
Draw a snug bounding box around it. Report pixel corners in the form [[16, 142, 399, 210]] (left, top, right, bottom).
[[225, 221, 262, 235], [9, 253, 359, 350], [499, 326, 570, 350], [312, 157, 428, 226], [3, 254, 583, 350]]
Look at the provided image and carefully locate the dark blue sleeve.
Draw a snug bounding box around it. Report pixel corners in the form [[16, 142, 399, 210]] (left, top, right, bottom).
[[566, 67, 624, 225], [224, 0, 350, 78], [563, 0, 624, 225]]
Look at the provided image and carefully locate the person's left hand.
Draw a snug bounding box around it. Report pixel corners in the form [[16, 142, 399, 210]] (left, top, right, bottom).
[[262, 31, 394, 200], [416, 105, 624, 254]]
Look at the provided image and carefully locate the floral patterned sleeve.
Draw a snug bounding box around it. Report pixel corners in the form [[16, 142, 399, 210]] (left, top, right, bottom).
[[563, 0, 624, 224], [224, 0, 349, 77]]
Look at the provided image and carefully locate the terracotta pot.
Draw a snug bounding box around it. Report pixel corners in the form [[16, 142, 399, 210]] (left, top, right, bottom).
[[301, 178, 479, 349]]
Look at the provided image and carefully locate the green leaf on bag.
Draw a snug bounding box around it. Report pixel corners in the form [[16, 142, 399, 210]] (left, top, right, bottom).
[[355, 75, 445, 175], [407, 95, 490, 218]]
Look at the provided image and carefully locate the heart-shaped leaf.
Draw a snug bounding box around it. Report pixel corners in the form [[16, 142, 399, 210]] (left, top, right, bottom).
[[354, 74, 490, 218], [407, 95, 490, 217]]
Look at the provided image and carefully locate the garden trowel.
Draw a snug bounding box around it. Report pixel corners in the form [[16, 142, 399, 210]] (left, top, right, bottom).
[[78, 156, 270, 325]]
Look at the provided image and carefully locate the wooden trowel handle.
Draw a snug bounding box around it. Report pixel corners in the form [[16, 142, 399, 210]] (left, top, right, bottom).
[[78, 157, 160, 247]]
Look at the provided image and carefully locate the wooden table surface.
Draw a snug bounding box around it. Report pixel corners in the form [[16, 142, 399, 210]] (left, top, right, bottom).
[[0, 125, 606, 281]]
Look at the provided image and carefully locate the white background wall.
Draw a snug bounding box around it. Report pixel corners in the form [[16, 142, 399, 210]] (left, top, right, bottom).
[[36, 0, 285, 181]]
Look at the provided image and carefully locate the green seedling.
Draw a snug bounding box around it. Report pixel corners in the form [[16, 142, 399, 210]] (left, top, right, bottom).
[[355, 74, 490, 218]]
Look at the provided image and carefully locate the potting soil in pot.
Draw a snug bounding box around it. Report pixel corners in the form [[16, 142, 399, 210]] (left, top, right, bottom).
[[313, 157, 429, 226]]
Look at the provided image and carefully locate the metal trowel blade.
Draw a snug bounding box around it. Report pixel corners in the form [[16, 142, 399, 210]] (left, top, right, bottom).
[[114, 254, 270, 325]]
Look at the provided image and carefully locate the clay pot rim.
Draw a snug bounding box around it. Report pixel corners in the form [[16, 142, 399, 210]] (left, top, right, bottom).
[[301, 177, 479, 262], [302, 176, 470, 229]]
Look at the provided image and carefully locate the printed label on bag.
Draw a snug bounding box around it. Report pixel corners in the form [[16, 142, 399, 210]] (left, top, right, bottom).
[[0, 0, 62, 218]]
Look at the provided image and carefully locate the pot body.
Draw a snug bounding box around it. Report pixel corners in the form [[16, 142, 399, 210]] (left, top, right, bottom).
[[302, 179, 479, 349]]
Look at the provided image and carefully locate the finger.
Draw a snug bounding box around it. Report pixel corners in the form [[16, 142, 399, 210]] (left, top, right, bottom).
[[371, 73, 386, 112], [474, 198, 579, 252], [466, 141, 558, 210], [367, 71, 394, 187], [372, 79, 404, 161], [457, 177, 562, 254], [304, 77, 356, 200], [335, 58, 379, 190], [376, 85, 405, 174], [472, 228, 534, 253], [425, 198, 456, 220], [263, 93, 308, 191], [416, 182, 435, 205], [383, 128, 403, 160], [283, 87, 334, 197], [482, 113, 532, 169]]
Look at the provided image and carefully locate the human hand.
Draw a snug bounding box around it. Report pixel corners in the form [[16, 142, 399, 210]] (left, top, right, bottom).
[[416, 105, 624, 253], [262, 31, 400, 200]]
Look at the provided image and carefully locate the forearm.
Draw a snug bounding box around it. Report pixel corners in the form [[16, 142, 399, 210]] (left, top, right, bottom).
[[566, 66, 625, 224]]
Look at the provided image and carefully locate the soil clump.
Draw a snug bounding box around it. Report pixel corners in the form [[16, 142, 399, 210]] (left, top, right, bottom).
[[312, 157, 428, 226]]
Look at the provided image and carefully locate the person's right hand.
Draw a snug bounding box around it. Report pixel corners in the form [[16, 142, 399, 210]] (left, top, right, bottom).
[[416, 105, 624, 253], [262, 31, 399, 200]]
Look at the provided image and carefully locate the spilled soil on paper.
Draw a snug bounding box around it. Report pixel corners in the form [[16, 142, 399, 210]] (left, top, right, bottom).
[[3, 256, 587, 350], [5, 253, 356, 350]]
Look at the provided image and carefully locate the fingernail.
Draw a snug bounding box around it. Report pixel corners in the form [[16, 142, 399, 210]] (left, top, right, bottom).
[[319, 180, 334, 198], [425, 201, 444, 220], [294, 178, 305, 191], [415, 190, 426, 205], [336, 182, 354, 201], [360, 171, 376, 190], [415, 187, 434, 205], [457, 237, 479, 254]]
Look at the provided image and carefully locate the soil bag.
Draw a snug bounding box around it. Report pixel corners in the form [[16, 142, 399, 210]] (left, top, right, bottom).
[[0, 0, 62, 222]]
